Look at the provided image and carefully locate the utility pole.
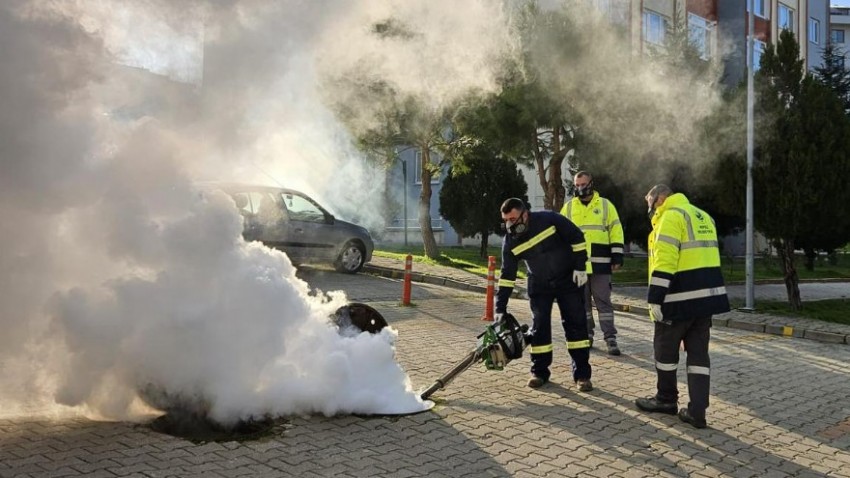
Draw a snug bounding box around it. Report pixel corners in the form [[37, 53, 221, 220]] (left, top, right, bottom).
[[402, 158, 408, 247], [744, 0, 756, 311]]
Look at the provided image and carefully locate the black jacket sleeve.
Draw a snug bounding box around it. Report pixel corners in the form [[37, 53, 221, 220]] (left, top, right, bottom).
[[495, 237, 518, 313], [555, 214, 588, 273]]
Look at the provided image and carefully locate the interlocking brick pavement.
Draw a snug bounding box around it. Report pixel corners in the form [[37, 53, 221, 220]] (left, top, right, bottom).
[[1, 272, 849, 477]]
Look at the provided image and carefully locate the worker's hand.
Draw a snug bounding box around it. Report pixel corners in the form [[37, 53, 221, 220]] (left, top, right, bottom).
[[612, 264, 621, 272], [494, 312, 505, 322], [649, 303, 663, 322], [572, 270, 588, 287]]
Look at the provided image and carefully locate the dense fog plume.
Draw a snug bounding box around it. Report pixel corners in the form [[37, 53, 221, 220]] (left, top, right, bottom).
[[0, 0, 518, 421], [527, 1, 730, 190]]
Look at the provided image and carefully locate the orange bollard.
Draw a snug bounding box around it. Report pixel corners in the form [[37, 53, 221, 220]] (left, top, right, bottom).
[[482, 256, 496, 321], [402, 254, 412, 306]]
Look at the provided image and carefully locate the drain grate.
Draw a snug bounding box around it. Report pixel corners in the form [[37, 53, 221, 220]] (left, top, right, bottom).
[[149, 413, 281, 442]]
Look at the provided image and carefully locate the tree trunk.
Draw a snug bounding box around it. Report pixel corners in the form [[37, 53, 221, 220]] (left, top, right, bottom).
[[547, 154, 566, 212], [803, 247, 816, 271], [775, 239, 802, 311], [532, 127, 569, 211], [418, 146, 440, 259], [827, 249, 838, 266], [479, 232, 489, 260], [532, 133, 547, 209]]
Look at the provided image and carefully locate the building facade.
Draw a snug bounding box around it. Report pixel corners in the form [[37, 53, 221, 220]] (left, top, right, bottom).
[[719, 0, 831, 86], [831, 6, 850, 66]]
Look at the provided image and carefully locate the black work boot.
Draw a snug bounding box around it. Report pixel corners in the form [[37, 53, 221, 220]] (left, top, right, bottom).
[[635, 396, 677, 415], [606, 339, 621, 356], [678, 408, 707, 429], [527, 375, 548, 389]]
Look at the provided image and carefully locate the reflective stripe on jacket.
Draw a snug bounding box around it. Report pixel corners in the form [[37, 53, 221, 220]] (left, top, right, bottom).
[[647, 193, 730, 321], [496, 210, 588, 313], [560, 192, 625, 275]]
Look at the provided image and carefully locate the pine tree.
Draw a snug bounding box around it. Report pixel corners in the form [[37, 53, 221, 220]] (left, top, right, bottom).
[[814, 41, 850, 114], [439, 150, 528, 258]]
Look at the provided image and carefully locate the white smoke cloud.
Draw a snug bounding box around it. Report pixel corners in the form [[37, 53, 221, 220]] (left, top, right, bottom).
[[0, 0, 522, 422]]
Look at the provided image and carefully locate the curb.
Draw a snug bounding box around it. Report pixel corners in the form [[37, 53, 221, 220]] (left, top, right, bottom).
[[363, 264, 850, 346]]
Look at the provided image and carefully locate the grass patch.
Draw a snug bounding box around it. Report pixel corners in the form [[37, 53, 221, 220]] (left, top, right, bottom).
[[374, 246, 528, 279], [730, 299, 850, 325], [375, 245, 850, 324], [376, 246, 850, 285]]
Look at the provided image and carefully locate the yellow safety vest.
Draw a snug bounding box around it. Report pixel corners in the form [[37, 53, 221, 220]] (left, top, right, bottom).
[[648, 193, 730, 320], [560, 192, 624, 274]]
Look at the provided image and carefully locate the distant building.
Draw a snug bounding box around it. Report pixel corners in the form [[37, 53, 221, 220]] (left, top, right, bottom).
[[831, 6, 850, 66], [719, 0, 830, 86]]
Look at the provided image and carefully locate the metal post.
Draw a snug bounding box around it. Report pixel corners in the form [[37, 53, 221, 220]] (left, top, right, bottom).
[[744, 0, 756, 311], [402, 159, 408, 247], [402, 254, 412, 306], [482, 256, 496, 321]]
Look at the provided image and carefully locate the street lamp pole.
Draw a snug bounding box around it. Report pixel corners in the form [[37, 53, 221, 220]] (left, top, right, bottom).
[[402, 158, 408, 247], [745, 0, 756, 310]]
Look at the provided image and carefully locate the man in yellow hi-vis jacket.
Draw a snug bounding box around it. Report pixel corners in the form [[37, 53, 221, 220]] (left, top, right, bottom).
[[495, 198, 593, 392], [560, 171, 625, 355], [635, 185, 730, 429]]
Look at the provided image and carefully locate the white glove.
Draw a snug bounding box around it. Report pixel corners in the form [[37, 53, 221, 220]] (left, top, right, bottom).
[[649, 304, 663, 322], [572, 270, 588, 287], [494, 312, 505, 322]]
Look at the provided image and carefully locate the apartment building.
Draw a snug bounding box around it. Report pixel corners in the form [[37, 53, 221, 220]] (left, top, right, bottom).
[[590, 1, 830, 85], [831, 6, 850, 66], [718, 0, 830, 85]]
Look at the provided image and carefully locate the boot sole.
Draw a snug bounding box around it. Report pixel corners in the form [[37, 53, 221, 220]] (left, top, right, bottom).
[[636, 402, 678, 415]]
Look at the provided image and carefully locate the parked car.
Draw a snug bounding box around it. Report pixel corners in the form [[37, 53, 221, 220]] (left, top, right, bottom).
[[204, 182, 373, 273]]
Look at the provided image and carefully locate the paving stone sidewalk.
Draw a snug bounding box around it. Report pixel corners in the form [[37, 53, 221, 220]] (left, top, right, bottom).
[[2, 270, 849, 477], [364, 256, 850, 345]]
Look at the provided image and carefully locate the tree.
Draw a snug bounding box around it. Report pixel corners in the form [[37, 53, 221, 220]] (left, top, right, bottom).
[[814, 41, 850, 114], [752, 30, 850, 309], [439, 150, 528, 258], [450, 3, 586, 212], [323, 24, 456, 260]]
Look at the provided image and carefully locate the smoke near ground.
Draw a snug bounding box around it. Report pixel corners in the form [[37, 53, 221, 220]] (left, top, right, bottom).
[[0, 0, 515, 422], [0, 0, 731, 422]]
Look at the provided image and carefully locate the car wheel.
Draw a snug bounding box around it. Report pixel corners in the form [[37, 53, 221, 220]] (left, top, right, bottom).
[[335, 241, 366, 274]]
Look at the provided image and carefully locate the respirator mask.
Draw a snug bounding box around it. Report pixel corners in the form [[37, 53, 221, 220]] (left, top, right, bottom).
[[575, 182, 594, 199], [646, 193, 659, 220], [501, 209, 528, 239]]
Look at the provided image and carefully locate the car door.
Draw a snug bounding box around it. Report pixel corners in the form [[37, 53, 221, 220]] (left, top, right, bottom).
[[239, 190, 290, 249], [278, 190, 338, 261]]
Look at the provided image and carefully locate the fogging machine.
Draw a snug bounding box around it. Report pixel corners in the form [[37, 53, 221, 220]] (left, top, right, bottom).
[[420, 313, 529, 400]]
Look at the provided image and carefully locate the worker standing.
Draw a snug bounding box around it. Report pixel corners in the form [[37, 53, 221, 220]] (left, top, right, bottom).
[[634, 184, 730, 429], [560, 171, 625, 355], [495, 198, 593, 392]]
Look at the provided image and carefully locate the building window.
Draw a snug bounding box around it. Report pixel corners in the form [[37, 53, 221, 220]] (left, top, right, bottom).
[[832, 29, 846, 44], [750, 0, 768, 19], [810, 18, 820, 44], [688, 13, 713, 60], [643, 10, 668, 46], [778, 5, 795, 33], [753, 40, 766, 71], [414, 150, 440, 185]]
